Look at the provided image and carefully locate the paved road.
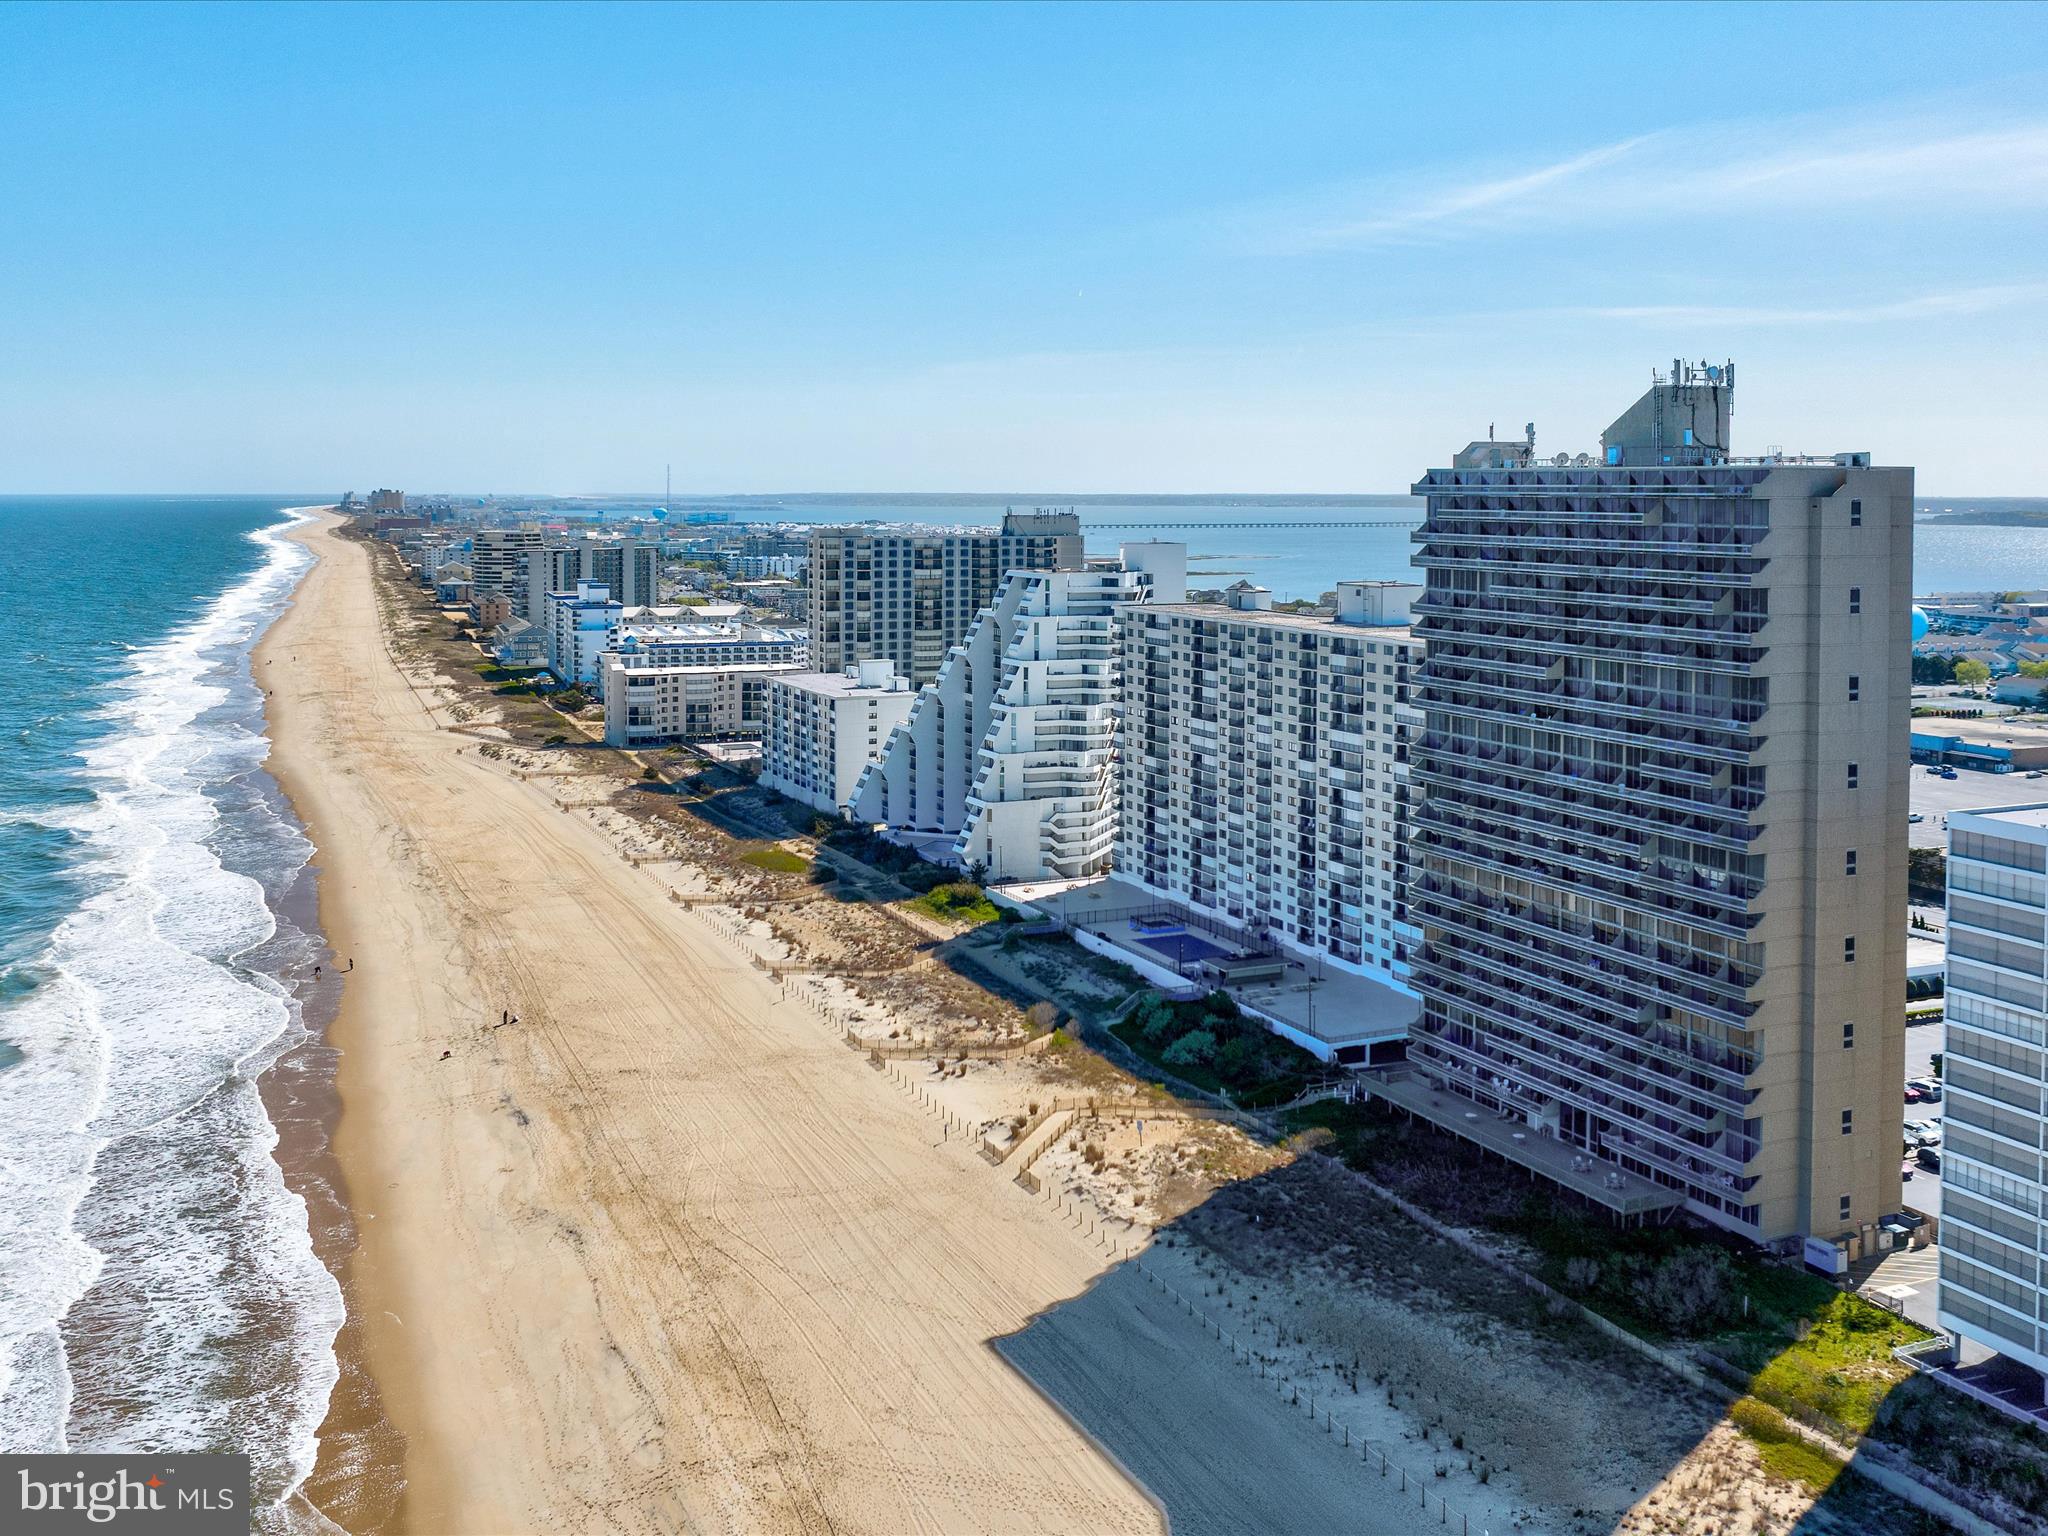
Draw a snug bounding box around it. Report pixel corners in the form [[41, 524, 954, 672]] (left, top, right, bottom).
[[998, 1263, 1444, 1536]]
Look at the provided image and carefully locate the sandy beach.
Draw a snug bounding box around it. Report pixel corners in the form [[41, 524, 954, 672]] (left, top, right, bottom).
[[261, 514, 1162, 1534]]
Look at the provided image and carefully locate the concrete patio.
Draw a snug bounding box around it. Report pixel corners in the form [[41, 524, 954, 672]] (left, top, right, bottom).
[[1361, 1068, 1685, 1221], [1002, 875, 1417, 1064]]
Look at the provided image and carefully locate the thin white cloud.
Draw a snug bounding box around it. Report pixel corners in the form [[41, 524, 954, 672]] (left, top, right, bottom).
[[1245, 112, 2048, 253], [1291, 135, 1657, 249], [1574, 282, 2048, 328]]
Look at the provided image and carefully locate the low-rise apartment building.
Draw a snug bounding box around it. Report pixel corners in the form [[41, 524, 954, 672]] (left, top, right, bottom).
[[599, 653, 804, 747], [1114, 580, 1422, 984], [760, 660, 918, 817]]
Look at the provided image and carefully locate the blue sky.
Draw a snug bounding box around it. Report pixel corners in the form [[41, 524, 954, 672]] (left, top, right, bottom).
[[2, 1, 2044, 494]]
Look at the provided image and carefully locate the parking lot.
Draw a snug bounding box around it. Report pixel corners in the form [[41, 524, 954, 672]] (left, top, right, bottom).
[[1901, 1014, 1944, 1221], [1908, 762, 2048, 848]]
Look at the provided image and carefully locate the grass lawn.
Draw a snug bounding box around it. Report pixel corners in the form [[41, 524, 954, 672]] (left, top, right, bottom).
[[908, 881, 1000, 925], [740, 846, 810, 875], [1729, 1397, 1846, 1496]]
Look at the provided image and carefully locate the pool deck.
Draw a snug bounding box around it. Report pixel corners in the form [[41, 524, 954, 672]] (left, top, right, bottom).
[[1004, 875, 1419, 1061]]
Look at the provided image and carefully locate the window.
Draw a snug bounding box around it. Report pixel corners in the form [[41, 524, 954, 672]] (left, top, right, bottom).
[[1842, 1108, 1854, 1136], [1844, 936, 1857, 963], [1850, 498, 1863, 526], [1848, 675, 1861, 702], [1846, 849, 1859, 876], [1849, 586, 1862, 615], [1843, 1021, 1855, 1049], [1847, 762, 1860, 789], [1840, 1194, 1853, 1223]]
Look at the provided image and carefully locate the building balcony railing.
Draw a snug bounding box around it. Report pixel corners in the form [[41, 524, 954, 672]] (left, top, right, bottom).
[[1411, 1010, 1752, 1157], [1413, 550, 1761, 588], [1415, 691, 1760, 766], [1411, 882, 1760, 1019]]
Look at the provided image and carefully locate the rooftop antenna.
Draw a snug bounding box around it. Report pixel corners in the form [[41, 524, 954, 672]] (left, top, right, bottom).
[[664, 463, 671, 509]]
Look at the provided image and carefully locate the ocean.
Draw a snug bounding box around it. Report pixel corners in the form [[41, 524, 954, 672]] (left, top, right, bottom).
[[0, 497, 341, 1533], [0, 488, 2040, 1527]]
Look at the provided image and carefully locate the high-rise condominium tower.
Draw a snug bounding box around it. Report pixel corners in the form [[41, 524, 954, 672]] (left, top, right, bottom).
[[1939, 806, 2048, 1384], [528, 537, 660, 621], [807, 511, 1083, 685], [470, 526, 547, 610], [1114, 580, 1422, 988], [1406, 362, 1911, 1245]]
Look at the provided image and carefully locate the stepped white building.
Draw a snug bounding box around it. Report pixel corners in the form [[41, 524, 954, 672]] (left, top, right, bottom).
[[852, 543, 1186, 881]]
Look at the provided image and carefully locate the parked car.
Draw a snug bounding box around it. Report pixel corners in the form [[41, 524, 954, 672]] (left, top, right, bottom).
[[1904, 1085, 1925, 1103], [2028, 770, 2045, 780], [1901, 1160, 1916, 1181], [1909, 1078, 1943, 1102], [1938, 766, 1960, 780], [1908, 812, 1926, 824], [1918, 1147, 1942, 1172]]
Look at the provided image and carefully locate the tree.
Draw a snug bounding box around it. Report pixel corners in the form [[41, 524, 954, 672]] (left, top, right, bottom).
[[1907, 846, 1946, 897], [1162, 1029, 1218, 1068], [2019, 660, 2048, 679], [1954, 659, 1992, 686], [1912, 654, 1957, 686]]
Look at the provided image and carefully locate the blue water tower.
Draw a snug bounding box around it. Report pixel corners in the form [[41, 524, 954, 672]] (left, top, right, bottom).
[[1911, 605, 1930, 643]]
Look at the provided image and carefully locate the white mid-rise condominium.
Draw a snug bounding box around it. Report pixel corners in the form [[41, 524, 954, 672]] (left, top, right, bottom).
[[599, 653, 805, 747], [543, 582, 624, 687], [1115, 580, 1423, 985], [1940, 805, 2048, 1390], [807, 511, 1083, 685], [1405, 362, 1911, 1246], [852, 544, 1186, 881], [542, 583, 805, 692], [760, 660, 919, 817]]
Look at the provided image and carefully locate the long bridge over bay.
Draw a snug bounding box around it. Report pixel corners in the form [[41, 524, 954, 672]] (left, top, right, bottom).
[[1087, 519, 1419, 531]]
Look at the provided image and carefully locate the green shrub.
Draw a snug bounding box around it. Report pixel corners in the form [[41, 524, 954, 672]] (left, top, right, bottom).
[[909, 881, 999, 924], [1216, 1035, 1259, 1079], [1162, 1029, 1217, 1068], [1728, 1397, 1844, 1495], [1133, 995, 1177, 1045]]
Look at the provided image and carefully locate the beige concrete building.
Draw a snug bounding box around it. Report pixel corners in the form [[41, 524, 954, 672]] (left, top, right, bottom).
[[807, 511, 1082, 684], [470, 526, 547, 611], [1405, 361, 1912, 1247]]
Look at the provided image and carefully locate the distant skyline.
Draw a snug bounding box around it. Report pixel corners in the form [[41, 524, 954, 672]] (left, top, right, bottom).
[[3, 1, 2045, 495]]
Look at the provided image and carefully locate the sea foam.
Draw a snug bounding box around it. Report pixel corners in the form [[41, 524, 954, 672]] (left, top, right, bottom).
[[0, 511, 344, 1532]]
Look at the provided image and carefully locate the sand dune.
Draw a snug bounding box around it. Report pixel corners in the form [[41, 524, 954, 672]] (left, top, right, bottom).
[[263, 515, 1161, 1534]]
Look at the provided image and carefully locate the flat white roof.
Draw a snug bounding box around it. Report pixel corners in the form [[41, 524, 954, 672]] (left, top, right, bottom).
[[770, 670, 913, 699], [1955, 802, 2048, 832]]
